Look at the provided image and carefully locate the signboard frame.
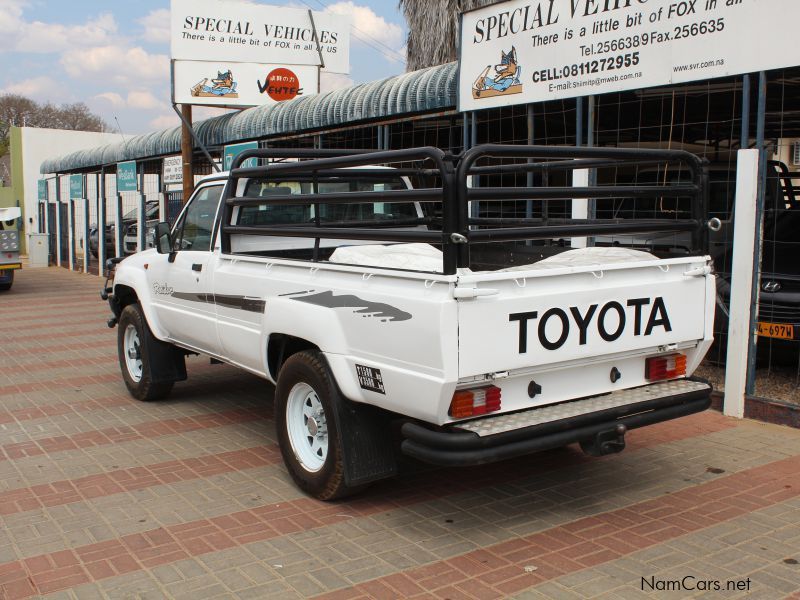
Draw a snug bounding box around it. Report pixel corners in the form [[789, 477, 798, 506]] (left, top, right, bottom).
[[117, 161, 138, 193], [457, 0, 800, 112], [172, 60, 319, 108], [163, 156, 183, 186], [170, 0, 350, 74], [69, 174, 83, 199], [223, 141, 259, 171]]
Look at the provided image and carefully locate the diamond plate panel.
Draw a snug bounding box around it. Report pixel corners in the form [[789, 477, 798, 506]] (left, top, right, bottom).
[[456, 380, 710, 437]]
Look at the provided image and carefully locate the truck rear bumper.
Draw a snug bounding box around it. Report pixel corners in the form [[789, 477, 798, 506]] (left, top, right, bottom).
[[400, 379, 712, 466]]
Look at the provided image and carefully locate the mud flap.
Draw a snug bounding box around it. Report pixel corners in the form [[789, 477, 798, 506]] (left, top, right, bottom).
[[333, 397, 398, 487], [144, 333, 187, 384]]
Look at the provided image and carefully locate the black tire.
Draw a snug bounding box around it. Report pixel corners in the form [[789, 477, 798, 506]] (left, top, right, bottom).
[[275, 350, 363, 501], [117, 303, 174, 401], [0, 270, 13, 291]]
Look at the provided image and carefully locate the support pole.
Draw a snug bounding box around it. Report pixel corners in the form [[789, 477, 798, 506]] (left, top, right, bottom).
[[745, 72, 768, 396], [470, 112, 479, 219], [138, 163, 146, 252], [82, 197, 90, 274], [526, 104, 535, 245], [180, 104, 194, 202], [98, 169, 105, 276], [115, 192, 123, 259], [68, 197, 75, 271], [724, 150, 760, 417], [740, 74, 751, 150], [55, 176, 61, 267], [572, 97, 588, 249]]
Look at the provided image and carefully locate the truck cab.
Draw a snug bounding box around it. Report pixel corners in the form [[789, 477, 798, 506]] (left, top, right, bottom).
[[0, 207, 22, 291]]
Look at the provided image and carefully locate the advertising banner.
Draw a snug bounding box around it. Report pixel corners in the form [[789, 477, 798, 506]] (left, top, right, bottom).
[[170, 0, 350, 74], [69, 175, 83, 199], [458, 0, 800, 111], [173, 60, 318, 108], [223, 142, 259, 171], [163, 156, 183, 185], [117, 161, 138, 193], [38, 180, 47, 202]]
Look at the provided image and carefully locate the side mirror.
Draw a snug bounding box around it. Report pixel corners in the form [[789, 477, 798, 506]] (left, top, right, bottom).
[[155, 222, 172, 254]]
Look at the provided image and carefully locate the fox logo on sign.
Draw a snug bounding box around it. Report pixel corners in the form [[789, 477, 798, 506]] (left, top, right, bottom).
[[257, 67, 304, 101]]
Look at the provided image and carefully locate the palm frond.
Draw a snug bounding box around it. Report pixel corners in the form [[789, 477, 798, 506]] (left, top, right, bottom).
[[399, 0, 501, 71]]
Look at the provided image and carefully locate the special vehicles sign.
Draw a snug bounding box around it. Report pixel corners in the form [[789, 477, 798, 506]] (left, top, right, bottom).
[[170, 0, 350, 74], [458, 0, 800, 111]]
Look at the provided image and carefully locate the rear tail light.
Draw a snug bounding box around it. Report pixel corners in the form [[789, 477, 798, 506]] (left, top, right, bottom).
[[449, 385, 501, 418], [645, 353, 687, 381]]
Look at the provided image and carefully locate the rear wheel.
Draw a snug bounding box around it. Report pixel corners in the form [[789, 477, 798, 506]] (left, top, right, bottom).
[[0, 270, 13, 291], [275, 351, 363, 500], [117, 304, 174, 401]]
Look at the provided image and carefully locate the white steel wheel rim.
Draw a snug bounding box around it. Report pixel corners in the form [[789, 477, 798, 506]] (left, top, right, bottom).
[[286, 382, 328, 472], [123, 324, 143, 383]]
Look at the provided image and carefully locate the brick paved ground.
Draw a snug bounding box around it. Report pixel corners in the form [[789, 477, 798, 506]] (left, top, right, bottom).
[[1, 266, 799, 600]]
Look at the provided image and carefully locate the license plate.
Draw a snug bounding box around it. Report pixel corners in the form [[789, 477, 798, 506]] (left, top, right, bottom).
[[757, 322, 795, 340]]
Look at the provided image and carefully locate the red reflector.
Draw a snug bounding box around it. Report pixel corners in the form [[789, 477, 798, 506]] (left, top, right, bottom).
[[645, 353, 687, 381], [449, 385, 502, 418]]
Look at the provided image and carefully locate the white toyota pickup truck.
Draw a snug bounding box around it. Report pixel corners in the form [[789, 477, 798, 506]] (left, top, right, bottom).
[[104, 145, 716, 500]]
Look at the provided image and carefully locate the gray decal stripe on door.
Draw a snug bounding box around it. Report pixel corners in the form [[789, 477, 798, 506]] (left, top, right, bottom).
[[170, 292, 265, 313], [287, 290, 411, 322], [213, 294, 266, 313]]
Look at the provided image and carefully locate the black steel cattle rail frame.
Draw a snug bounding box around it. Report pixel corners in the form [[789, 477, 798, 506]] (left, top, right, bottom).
[[220, 145, 709, 276]]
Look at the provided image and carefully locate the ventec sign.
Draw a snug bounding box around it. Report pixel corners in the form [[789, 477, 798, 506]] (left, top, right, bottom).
[[173, 60, 318, 108], [458, 0, 800, 111], [170, 0, 350, 74], [117, 161, 138, 193]]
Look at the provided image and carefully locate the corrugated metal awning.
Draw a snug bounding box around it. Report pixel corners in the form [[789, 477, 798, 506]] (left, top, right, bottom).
[[41, 62, 458, 174]]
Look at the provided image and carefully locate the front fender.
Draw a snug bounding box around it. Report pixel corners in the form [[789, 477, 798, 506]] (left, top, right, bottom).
[[111, 253, 169, 340]]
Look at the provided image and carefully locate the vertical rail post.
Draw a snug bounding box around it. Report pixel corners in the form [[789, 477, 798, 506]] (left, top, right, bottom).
[[725, 150, 760, 417], [470, 112, 479, 219], [745, 72, 768, 395], [82, 196, 90, 274], [55, 176, 62, 267], [115, 189, 123, 259], [740, 74, 751, 150], [68, 195, 75, 271], [138, 163, 146, 252], [98, 169, 105, 276]]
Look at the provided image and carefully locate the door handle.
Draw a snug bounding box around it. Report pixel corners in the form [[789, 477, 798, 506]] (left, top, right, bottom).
[[191, 263, 203, 272]]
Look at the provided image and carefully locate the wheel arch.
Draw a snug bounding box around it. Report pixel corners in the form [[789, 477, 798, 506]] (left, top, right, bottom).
[[267, 333, 320, 381]]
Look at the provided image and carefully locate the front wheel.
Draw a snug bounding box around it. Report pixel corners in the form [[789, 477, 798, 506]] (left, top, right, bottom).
[[275, 351, 363, 500], [117, 304, 174, 401]]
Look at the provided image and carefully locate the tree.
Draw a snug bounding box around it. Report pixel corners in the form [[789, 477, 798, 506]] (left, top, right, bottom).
[[0, 94, 108, 153], [399, 0, 500, 72]]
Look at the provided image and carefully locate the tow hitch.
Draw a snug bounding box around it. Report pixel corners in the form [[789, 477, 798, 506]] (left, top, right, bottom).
[[579, 423, 627, 456]]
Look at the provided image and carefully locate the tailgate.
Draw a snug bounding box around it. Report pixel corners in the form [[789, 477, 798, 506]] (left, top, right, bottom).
[[457, 257, 710, 378]]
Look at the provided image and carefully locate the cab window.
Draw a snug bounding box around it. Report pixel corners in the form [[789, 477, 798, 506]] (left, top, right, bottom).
[[173, 185, 223, 252]]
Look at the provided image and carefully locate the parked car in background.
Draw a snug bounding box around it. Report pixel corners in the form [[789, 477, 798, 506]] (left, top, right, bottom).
[[593, 156, 800, 364], [123, 208, 160, 255], [713, 161, 800, 364], [89, 200, 159, 258]]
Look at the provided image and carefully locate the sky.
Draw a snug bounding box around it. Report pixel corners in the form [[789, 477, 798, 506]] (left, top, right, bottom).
[[0, 0, 408, 134]]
